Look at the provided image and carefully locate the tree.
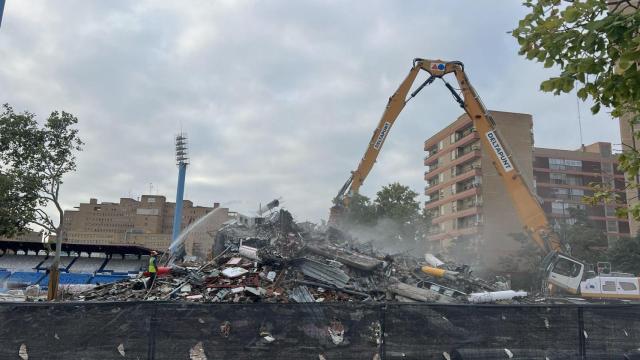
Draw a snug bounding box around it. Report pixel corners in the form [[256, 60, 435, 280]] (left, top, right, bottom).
[[0, 169, 41, 238], [512, 1, 640, 217], [607, 235, 640, 274], [374, 182, 420, 222], [0, 104, 83, 238], [374, 182, 421, 245], [560, 207, 608, 265], [0, 104, 83, 298], [343, 193, 377, 226]]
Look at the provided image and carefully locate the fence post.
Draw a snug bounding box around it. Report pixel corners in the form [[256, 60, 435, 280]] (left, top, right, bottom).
[[147, 303, 157, 360], [577, 306, 586, 359], [379, 303, 386, 360]]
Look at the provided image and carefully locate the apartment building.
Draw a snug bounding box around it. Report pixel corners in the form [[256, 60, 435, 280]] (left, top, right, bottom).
[[533, 142, 629, 245], [61, 195, 232, 257], [423, 111, 534, 267]]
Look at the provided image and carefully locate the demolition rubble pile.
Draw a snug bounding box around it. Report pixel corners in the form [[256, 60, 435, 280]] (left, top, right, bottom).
[[73, 209, 528, 304]]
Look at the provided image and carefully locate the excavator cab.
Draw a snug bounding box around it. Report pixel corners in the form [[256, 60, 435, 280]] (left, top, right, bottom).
[[540, 251, 585, 294]]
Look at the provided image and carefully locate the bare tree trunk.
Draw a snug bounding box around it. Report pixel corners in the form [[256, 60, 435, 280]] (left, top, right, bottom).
[[47, 192, 64, 301]]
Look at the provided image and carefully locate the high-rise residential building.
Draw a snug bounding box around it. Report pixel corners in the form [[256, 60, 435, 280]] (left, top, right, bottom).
[[533, 142, 629, 245], [423, 111, 534, 268], [61, 195, 232, 258], [424, 111, 631, 269], [619, 117, 640, 236], [611, 0, 640, 236]]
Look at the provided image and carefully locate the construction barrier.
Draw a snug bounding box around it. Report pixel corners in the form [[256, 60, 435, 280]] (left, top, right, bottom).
[[0, 302, 638, 359]]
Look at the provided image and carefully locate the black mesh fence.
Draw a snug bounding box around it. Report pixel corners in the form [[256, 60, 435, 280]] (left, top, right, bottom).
[[0, 302, 638, 359]]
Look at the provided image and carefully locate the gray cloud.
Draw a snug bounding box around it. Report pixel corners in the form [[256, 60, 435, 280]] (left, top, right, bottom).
[[0, 0, 622, 223]]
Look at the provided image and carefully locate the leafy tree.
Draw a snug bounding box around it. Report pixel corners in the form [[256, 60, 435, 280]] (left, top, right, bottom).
[[499, 232, 545, 290], [374, 182, 420, 222], [607, 235, 640, 274], [513, 1, 640, 217], [0, 164, 41, 237], [344, 193, 377, 226], [560, 207, 608, 265], [0, 104, 83, 239]]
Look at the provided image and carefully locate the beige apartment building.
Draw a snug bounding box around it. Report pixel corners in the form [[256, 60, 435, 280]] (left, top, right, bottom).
[[62, 195, 232, 257], [424, 111, 534, 268], [533, 142, 629, 246], [424, 110, 631, 269]]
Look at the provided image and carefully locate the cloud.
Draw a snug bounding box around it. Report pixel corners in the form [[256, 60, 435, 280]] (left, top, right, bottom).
[[0, 0, 622, 224]]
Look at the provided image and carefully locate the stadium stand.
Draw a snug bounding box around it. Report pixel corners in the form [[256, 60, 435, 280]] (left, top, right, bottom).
[[0, 254, 47, 271], [6, 272, 45, 286], [39, 273, 91, 287], [68, 257, 107, 274], [103, 256, 148, 274], [89, 274, 129, 285], [37, 256, 73, 271], [0, 270, 10, 281]]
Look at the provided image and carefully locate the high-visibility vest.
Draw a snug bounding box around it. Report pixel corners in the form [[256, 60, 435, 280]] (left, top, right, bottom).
[[148, 257, 157, 273]]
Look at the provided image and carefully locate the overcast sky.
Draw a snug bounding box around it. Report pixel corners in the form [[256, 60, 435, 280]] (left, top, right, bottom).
[[0, 1, 622, 223]]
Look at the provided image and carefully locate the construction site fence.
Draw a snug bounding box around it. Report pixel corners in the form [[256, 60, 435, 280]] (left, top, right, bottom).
[[1, 301, 639, 359]]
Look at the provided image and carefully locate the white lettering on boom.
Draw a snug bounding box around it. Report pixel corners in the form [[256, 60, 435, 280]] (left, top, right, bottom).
[[485, 130, 514, 172]]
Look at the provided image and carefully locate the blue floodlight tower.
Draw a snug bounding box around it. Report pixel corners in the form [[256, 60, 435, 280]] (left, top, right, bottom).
[[172, 133, 189, 242], [0, 0, 6, 28]]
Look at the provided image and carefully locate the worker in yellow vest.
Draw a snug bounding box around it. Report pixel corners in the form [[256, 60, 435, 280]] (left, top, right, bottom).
[[147, 251, 158, 289]]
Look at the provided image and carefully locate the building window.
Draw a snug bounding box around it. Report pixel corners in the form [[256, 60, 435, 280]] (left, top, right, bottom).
[[602, 281, 616, 292], [550, 173, 566, 185], [620, 282, 637, 291], [549, 158, 582, 171]]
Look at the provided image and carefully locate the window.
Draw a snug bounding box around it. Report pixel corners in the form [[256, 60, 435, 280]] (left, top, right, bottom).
[[602, 281, 616, 292], [549, 158, 565, 170], [620, 282, 637, 291], [552, 258, 582, 278], [550, 173, 566, 185], [606, 221, 618, 232], [549, 158, 582, 171], [451, 150, 456, 160], [450, 133, 456, 144]]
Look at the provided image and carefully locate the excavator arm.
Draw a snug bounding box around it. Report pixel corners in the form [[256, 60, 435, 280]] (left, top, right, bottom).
[[331, 58, 584, 293], [333, 58, 562, 254], [333, 63, 424, 209]]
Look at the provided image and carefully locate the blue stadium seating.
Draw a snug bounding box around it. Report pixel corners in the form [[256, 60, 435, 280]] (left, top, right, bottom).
[[39, 273, 91, 287], [6, 272, 45, 286], [89, 274, 129, 285], [0, 271, 10, 281]]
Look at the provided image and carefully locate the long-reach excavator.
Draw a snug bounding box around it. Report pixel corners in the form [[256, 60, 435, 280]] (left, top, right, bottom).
[[330, 58, 640, 299]]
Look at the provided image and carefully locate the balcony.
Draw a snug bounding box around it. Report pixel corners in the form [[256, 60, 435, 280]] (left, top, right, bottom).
[[425, 150, 481, 180], [431, 207, 480, 225], [426, 226, 481, 241], [425, 187, 480, 210], [424, 131, 479, 164], [426, 167, 480, 195]]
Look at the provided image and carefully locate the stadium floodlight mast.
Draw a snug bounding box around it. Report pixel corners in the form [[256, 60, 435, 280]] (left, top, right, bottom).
[[172, 133, 189, 245]]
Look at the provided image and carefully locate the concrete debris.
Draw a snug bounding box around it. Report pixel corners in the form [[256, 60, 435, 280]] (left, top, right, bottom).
[[70, 208, 530, 304]]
